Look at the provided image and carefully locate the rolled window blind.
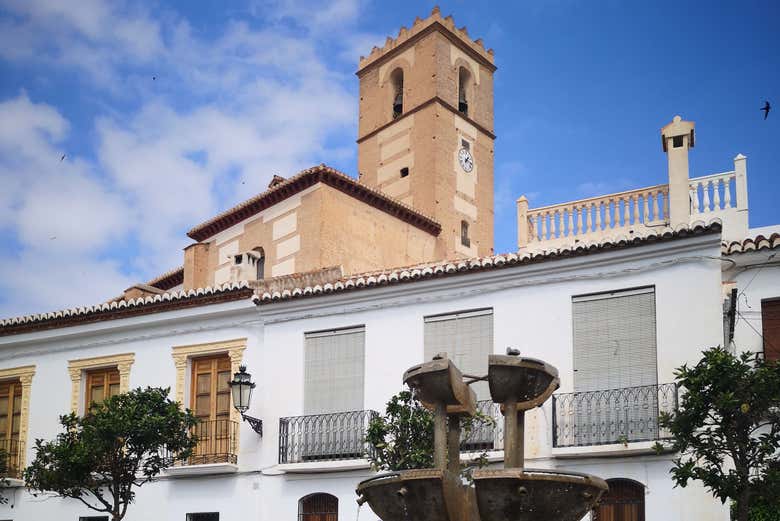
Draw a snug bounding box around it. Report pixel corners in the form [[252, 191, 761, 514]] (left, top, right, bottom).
[[424, 309, 493, 400], [572, 287, 657, 392], [304, 326, 365, 414]]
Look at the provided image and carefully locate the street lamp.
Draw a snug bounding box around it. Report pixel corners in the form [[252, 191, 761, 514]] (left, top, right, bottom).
[[228, 365, 263, 436]]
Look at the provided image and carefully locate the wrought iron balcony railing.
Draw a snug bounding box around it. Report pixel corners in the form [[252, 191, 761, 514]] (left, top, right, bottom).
[[460, 400, 504, 454], [0, 438, 23, 479], [166, 418, 239, 466], [279, 410, 378, 464], [552, 383, 678, 448]]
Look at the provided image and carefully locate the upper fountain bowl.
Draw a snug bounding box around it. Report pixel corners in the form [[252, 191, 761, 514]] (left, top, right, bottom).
[[487, 355, 559, 409], [403, 355, 476, 416]]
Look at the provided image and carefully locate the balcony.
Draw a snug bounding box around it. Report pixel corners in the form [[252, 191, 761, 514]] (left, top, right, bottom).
[[0, 438, 23, 480], [460, 400, 503, 454], [164, 419, 239, 476], [279, 410, 378, 465], [552, 383, 678, 449]]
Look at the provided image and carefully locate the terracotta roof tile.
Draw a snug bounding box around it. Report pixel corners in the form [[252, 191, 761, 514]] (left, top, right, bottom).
[[187, 164, 441, 241], [255, 220, 723, 304], [0, 220, 723, 337], [722, 233, 780, 255], [146, 266, 184, 290]]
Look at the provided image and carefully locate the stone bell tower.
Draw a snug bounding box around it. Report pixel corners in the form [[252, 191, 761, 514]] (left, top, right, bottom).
[[356, 7, 496, 259]]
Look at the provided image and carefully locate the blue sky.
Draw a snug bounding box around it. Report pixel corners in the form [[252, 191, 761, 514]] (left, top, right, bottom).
[[0, 0, 778, 317]]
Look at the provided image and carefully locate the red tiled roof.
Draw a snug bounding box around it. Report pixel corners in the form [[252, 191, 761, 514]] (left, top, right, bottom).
[[0, 220, 722, 337], [722, 233, 780, 255], [187, 164, 441, 241], [255, 220, 723, 304], [146, 266, 184, 290]]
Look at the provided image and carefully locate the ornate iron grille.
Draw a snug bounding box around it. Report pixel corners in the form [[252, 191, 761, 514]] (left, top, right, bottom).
[[165, 418, 239, 466], [552, 383, 677, 448], [279, 410, 378, 464], [460, 400, 503, 454], [0, 438, 22, 479]]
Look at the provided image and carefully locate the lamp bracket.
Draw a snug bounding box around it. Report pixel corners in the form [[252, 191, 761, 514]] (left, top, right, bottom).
[[241, 414, 263, 436]]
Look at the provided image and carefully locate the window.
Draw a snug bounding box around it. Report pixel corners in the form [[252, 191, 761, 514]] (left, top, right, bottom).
[[187, 514, 219, 521], [0, 380, 22, 477], [572, 287, 657, 392], [461, 139, 470, 150], [190, 355, 233, 464], [400, 167, 409, 178], [304, 327, 365, 414], [460, 221, 470, 247], [761, 299, 780, 362], [458, 67, 471, 116], [592, 479, 645, 521], [390, 68, 403, 119], [253, 247, 265, 280], [672, 135, 683, 148], [299, 493, 338, 521], [79, 517, 109, 521], [85, 367, 120, 411], [424, 309, 493, 400]]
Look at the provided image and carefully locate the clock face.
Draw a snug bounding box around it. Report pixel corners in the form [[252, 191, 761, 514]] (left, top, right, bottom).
[[458, 148, 474, 173]]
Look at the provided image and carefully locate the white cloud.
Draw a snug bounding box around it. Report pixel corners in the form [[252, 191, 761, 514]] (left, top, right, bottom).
[[0, 0, 375, 317]]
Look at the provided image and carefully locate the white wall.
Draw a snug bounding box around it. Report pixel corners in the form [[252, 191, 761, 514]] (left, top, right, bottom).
[[0, 234, 730, 520]]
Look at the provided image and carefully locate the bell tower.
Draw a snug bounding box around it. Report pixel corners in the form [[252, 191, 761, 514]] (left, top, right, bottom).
[[357, 7, 496, 259]]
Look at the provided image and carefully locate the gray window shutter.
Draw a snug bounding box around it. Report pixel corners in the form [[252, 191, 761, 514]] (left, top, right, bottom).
[[572, 287, 657, 392], [424, 309, 493, 400], [304, 327, 365, 414]]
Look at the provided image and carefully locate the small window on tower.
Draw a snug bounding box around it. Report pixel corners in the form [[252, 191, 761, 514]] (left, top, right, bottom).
[[461, 221, 470, 247], [390, 68, 404, 119], [400, 167, 409, 178], [458, 67, 471, 116], [253, 247, 265, 280], [672, 135, 684, 148], [461, 139, 470, 150]]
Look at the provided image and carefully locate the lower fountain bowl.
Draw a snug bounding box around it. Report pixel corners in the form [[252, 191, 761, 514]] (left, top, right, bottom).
[[473, 468, 608, 521], [356, 469, 469, 521]]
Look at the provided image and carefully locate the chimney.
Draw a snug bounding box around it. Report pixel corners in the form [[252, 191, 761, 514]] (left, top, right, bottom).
[[661, 115, 695, 227], [183, 242, 210, 290]]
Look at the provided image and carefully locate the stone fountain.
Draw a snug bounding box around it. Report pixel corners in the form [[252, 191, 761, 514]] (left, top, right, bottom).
[[355, 351, 608, 521]]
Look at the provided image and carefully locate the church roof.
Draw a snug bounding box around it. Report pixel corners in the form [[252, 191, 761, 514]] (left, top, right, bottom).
[[186, 164, 441, 242]]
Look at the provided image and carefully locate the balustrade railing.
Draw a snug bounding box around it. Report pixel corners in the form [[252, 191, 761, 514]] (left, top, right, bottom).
[[460, 400, 503, 454], [0, 438, 23, 479], [165, 418, 239, 466], [689, 171, 739, 215], [279, 410, 378, 464], [523, 184, 669, 247], [552, 383, 677, 448]]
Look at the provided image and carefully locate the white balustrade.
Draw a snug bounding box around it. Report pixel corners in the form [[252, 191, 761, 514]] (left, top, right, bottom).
[[688, 171, 738, 215], [526, 184, 669, 246]]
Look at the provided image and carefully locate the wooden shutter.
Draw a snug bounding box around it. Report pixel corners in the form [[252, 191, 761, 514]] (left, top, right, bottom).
[[0, 380, 21, 441], [424, 309, 493, 400], [304, 327, 365, 415], [573, 288, 657, 392], [191, 355, 231, 423], [761, 299, 780, 362], [85, 368, 120, 411]]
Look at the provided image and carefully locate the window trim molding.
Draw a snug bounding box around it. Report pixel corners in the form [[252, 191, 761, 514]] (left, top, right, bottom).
[[68, 354, 134, 414], [0, 364, 36, 471], [171, 338, 246, 424]]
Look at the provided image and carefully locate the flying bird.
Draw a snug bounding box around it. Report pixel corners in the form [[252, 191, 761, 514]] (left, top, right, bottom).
[[153, 75, 157, 81], [761, 101, 771, 120], [60, 154, 66, 161]]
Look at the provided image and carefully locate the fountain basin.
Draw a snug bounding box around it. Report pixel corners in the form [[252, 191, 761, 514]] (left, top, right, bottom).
[[487, 355, 559, 409], [472, 468, 608, 521], [356, 469, 476, 521]]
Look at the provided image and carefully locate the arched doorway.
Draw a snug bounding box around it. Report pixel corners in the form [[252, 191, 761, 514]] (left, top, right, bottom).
[[298, 493, 338, 521], [592, 479, 645, 521]]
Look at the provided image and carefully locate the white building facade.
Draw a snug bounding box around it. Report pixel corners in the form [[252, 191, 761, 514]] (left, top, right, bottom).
[[3, 217, 779, 520]]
